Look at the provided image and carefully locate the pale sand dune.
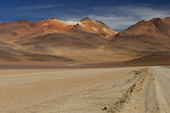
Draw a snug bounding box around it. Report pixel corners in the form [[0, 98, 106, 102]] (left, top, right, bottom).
[[0, 67, 170, 113]]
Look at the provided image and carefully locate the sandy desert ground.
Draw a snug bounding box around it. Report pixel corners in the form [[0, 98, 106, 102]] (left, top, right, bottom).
[[0, 67, 170, 113]]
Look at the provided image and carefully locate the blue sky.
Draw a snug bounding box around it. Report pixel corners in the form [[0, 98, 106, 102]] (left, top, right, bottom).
[[0, 0, 170, 31]]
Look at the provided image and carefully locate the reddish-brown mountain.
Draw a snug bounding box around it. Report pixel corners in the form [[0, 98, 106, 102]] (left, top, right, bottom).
[[79, 17, 117, 39], [115, 17, 170, 41], [0, 17, 170, 65], [15, 25, 108, 49], [0, 18, 75, 42], [109, 17, 170, 52]]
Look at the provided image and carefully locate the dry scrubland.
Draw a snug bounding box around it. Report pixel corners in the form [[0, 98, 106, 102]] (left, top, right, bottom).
[[0, 67, 170, 113]]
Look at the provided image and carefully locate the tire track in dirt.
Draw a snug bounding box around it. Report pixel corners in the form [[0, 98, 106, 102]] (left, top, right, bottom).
[[153, 67, 170, 113], [145, 71, 159, 113], [107, 68, 160, 113]]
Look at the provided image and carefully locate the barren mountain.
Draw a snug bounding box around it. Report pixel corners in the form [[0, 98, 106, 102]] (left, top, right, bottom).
[[0, 17, 170, 65], [0, 17, 117, 43], [0, 18, 76, 42], [15, 25, 108, 49], [116, 17, 170, 40], [108, 17, 170, 52], [79, 17, 117, 39]]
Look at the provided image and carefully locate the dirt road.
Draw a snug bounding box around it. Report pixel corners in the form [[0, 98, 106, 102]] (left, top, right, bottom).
[[107, 67, 170, 113], [152, 67, 170, 113], [0, 67, 170, 113]]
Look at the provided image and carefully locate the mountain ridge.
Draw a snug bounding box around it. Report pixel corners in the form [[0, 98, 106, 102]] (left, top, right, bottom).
[[0, 17, 170, 64], [0, 17, 117, 42]]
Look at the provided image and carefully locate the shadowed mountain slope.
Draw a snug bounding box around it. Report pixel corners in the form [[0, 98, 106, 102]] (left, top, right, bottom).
[[108, 17, 170, 52], [0, 48, 74, 62], [114, 17, 170, 40], [15, 25, 109, 49]]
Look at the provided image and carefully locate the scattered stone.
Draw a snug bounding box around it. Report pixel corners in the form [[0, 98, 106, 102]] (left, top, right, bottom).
[[102, 106, 108, 110]]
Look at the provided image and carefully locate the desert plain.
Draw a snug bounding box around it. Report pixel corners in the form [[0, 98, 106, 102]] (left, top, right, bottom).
[[0, 66, 170, 113]]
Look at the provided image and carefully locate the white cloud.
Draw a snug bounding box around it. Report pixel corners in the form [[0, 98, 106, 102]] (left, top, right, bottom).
[[65, 21, 78, 25], [17, 4, 60, 10], [89, 5, 170, 31], [88, 15, 136, 31], [0, 4, 60, 12]]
